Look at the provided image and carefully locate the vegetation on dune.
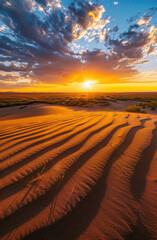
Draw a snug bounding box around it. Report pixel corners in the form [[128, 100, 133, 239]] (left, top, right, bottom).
[[124, 105, 147, 113], [0, 93, 157, 111], [0, 96, 110, 108], [138, 101, 157, 110]]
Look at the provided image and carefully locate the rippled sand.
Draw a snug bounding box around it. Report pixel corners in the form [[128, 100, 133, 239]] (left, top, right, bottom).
[[0, 106, 157, 240]]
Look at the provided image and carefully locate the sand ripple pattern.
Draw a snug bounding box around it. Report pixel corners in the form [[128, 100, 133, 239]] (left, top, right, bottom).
[[0, 112, 157, 240]]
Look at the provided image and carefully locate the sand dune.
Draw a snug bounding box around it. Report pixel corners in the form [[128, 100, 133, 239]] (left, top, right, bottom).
[[0, 108, 157, 240]]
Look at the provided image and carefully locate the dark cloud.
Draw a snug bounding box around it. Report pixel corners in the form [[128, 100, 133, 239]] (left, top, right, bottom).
[[0, 63, 28, 72], [35, 0, 48, 6], [145, 7, 157, 18], [128, 7, 157, 26], [0, 0, 156, 86], [68, 1, 104, 29]]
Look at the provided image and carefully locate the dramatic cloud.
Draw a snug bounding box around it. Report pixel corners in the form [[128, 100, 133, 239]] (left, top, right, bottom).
[[0, 0, 156, 89]]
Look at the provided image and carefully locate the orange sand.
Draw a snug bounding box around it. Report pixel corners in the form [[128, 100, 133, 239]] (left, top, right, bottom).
[[0, 105, 157, 240]]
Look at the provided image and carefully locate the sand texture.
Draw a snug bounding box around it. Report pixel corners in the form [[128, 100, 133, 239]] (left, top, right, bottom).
[[0, 107, 157, 240]]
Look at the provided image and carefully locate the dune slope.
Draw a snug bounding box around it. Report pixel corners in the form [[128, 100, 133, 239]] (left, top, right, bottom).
[[0, 110, 157, 240]]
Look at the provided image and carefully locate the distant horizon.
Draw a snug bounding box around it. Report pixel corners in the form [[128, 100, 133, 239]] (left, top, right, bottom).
[[1, 91, 157, 94]]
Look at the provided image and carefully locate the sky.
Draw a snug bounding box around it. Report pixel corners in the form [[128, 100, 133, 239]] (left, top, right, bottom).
[[0, 0, 157, 92]]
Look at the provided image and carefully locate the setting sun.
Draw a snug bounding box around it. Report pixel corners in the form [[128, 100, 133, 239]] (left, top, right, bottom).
[[0, 0, 157, 239], [82, 80, 95, 89]]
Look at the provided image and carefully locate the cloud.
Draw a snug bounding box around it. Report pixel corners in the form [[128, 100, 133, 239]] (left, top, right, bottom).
[[69, 1, 105, 29], [35, 0, 48, 6], [0, 0, 156, 88], [114, 2, 119, 5]]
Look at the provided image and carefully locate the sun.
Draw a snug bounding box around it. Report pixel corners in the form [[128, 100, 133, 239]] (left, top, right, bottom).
[[82, 80, 94, 89]]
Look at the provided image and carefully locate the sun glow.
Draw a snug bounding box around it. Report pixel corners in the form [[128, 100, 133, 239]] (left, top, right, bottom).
[[82, 80, 95, 89]]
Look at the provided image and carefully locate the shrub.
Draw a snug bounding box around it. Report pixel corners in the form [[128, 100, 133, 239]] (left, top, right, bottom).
[[124, 105, 146, 113], [138, 101, 157, 110]]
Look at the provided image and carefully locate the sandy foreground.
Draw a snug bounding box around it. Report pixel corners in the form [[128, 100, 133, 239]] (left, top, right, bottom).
[[0, 104, 157, 240]]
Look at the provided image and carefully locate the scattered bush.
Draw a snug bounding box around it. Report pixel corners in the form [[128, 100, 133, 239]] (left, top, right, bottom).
[[1, 93, 157, 111], [138, 101, 157, 110], [124, 105, 147, 113]]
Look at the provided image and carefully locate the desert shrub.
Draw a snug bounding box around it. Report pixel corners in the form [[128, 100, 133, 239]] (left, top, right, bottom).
[[138, 101, 157, 110], [124, 105, 146, 113], [138, 102, 148, 107], [88, 98, 95, 102], [142, 109, 147, 113], [149, 101, 157, 110]]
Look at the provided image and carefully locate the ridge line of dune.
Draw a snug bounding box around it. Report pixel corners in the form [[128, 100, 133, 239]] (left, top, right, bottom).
[[0, 114, 101, 165], [0, 112, 97, 139], [0, 114, 97, 160], [0, 113, 95, 145], [0, 115, 105, 190], [131, 121, 157, 200]]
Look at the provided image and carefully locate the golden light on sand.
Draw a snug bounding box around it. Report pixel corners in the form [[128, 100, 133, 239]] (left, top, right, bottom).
[[82, 80, 95, 89]]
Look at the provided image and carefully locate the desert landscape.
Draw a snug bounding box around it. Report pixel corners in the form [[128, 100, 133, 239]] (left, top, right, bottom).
[[0, 0, 157, 239], [0, 99, 157, 240]]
